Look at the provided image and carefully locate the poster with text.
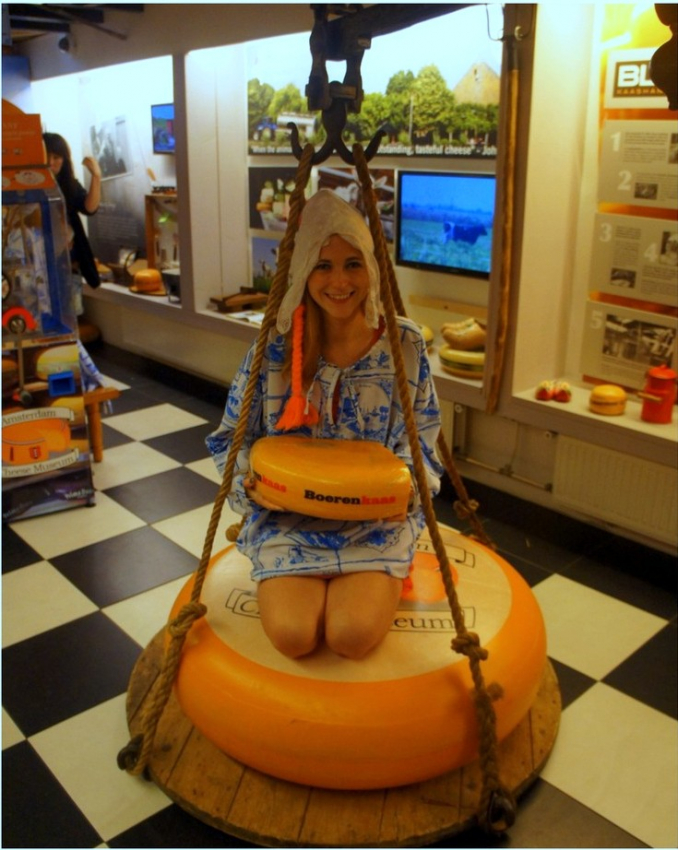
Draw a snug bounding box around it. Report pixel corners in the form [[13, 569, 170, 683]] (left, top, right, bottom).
[[603, 48, 670, 111], [246, 5, 502, 158], [590, 213, 677, 308], [598, 119, 678, 209], [580, 299, 676, 389]]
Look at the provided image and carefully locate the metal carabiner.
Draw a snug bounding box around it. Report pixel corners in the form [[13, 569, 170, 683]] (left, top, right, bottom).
[[289, 4, 384, 165]]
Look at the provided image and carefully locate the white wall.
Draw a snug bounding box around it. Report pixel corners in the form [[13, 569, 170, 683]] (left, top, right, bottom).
[[511, 4, 594, 393]]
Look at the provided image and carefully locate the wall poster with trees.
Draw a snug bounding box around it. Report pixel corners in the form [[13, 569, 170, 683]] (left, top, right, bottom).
[[246, 6, 503, 158]]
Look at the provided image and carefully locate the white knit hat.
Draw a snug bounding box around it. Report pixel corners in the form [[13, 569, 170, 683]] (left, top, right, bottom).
[[276, 189, 382, 334]]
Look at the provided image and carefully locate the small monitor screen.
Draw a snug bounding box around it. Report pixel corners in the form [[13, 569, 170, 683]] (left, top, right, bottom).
[[151, 103, 175, 154], [396, 170, 496, 279]]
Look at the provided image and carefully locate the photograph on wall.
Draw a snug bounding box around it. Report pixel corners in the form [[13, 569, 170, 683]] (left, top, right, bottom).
[[590, 212, 677, 307], [89, 116, 132, 180], [251, 235, 281, 292], [317, 165, 395, 242], [246, 5, 502, 158], [248, 166, 308, 231], [598, 120, 678, 210], [580, 299, 677, 389]]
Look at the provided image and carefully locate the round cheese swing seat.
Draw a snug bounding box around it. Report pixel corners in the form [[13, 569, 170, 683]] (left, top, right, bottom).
[[119, 99, 560, 843]]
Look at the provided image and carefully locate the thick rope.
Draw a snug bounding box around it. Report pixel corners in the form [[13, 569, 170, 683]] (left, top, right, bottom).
[[354, 145, 513, 832], [118, 145, 315, 776]]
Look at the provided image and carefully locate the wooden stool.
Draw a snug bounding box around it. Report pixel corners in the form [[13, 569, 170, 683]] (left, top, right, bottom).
[[84, 386, 121, 462]]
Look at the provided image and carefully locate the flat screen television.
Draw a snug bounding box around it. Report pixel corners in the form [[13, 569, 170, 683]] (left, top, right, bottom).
[[151, 103, 175, 154], [396, 170, 496, 279]]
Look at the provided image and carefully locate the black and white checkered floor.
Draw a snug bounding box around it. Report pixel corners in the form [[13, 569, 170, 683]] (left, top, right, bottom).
[[3, 342, 677, 849]]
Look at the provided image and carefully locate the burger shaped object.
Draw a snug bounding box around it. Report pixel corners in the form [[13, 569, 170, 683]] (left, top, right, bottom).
[[589, 384, 627, 416]]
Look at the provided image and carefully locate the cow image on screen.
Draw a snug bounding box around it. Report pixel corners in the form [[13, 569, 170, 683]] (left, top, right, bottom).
[[396, 171, 496, 279]]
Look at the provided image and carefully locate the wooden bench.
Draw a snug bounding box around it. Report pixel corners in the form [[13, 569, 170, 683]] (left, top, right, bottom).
[[84, 386, 121, 462]]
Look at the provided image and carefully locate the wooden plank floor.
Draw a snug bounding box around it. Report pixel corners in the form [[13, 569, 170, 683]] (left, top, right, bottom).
[[125, 632, 561, 847]]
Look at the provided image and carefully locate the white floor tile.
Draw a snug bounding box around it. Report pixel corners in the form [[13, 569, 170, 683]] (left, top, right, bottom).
[[185, 456, 222, 485], [152, 502, 242, 560], [91, 442, 181, 490], [541, 683, 678, 849], [103, 404, 207, 441], [9, 492, 146, 560], [2, 708, 24, 750], [533, 574, 666, 679], [29, 694, 171, 842], [2, 561, 98, 648], [103, 576, 191, 648]]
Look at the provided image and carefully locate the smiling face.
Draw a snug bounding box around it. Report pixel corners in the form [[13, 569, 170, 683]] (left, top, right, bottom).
[[306, 235, 371, 325]]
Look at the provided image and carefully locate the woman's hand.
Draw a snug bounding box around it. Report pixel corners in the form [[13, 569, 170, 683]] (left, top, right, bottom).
[[244, 475, 285, 511], [82, 156, 101, 180]]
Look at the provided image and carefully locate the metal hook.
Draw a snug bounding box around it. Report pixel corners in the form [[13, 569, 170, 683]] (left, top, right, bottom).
[[289, 3, 385, 165], [289, 100, 386, 165]]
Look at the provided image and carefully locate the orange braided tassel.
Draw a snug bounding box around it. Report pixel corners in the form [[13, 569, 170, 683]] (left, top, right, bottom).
[[275, 304, 319, 431]]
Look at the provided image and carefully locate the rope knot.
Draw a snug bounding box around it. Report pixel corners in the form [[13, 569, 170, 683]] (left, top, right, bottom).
[[454, 498, 480, 521], [168, 601, 207, 639], [451, 631, 488, 661]]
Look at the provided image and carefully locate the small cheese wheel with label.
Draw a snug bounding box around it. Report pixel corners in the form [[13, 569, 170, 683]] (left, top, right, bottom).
[[249, 436, 412, 520]]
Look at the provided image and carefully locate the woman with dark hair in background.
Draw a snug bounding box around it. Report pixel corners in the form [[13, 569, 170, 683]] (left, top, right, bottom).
[[43, 132, 109, 396], [43, 132, 102, 306]]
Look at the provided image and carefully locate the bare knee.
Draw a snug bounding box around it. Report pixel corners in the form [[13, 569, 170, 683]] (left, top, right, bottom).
[[257, 576, 325, 659], [262, 617, 321, 658], [325, 614, 382, 660]]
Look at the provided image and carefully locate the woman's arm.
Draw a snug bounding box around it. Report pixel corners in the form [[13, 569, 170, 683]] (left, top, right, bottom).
[[82, 156, 101, 214]]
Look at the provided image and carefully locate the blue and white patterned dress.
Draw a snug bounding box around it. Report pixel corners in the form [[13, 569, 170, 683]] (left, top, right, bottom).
[[206, 316, 443, 581]]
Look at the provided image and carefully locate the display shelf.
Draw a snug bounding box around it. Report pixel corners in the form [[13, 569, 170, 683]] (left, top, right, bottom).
[[509, 383, 676, 466]]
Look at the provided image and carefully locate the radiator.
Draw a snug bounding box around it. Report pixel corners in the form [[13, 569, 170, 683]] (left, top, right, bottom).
[[553, 436, 678, 547]]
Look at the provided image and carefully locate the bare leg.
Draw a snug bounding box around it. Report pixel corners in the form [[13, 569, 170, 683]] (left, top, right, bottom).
[[325, 572, 403, 659], [257, 576, 328, 658]]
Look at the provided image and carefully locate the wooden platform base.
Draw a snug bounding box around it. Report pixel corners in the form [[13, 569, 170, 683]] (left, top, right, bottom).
[[125, 631, 561, 847]]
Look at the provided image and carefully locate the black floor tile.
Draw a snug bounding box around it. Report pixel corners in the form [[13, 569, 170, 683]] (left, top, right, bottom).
[[0, 525, 41, 573], [603, 622, 678, 719], [50, 526, 197, 607], [145, 423, 216, 464], [549, 658, 597, 710], [104, 467, 218, 524], [481, 515, 598, 574], [3, 741, 103, 848], [107, 802, 254, 848], [429, 778, 648, 848], [2, 613, 141, 737], [498, 551, 553, 588], [563, 539, 677, 620], [104, 386, 161, 415], [100, 421, 134, 452]]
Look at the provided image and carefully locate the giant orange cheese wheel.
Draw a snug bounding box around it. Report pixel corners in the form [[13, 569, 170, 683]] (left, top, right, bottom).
[[170, 524, 547, 790], [249, 436, 412, 520]]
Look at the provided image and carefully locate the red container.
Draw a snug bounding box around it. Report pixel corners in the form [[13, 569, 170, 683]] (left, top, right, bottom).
[[638, 365, 677, 424]]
